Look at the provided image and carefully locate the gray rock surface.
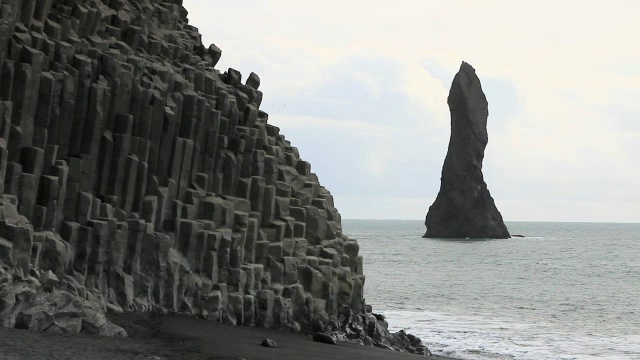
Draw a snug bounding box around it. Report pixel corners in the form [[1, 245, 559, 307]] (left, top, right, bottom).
[[424, 62, 510, 239], [0, 0, 429, 355]]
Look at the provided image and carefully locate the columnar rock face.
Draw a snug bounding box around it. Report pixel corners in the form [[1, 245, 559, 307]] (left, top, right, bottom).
[[0, 0, 429, 354], [424, 62, 510, 239]]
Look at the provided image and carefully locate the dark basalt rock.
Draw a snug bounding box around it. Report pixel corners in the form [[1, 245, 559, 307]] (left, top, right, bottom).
[[424, 62, 510, 239], [261, 338, 277, 348], [312, 332, 337, 345], [0, 0, 430, 355]]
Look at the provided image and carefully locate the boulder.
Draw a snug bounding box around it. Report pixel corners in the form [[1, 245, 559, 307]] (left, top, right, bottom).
[[41, 270, 59, 291], [261, 338, 276, 348], [312, 332, 337, 345]]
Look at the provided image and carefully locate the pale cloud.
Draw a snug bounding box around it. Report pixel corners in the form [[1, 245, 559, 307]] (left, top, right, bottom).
[[333, 196, 435, 220], [367, 142, 393, 177], [183, 0, 640, 222], [272, 115, 401, 178], [390, 57, 451, 136], [272, 115, 405, 138]]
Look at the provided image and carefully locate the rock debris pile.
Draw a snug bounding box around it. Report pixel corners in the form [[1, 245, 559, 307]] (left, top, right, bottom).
[[0, 0, 429, 355]]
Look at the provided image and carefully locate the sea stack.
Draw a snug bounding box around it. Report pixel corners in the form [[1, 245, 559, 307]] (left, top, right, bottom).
[[424, 62, 510, 239]]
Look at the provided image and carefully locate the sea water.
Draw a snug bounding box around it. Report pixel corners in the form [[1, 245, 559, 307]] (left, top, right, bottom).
[[341, 220, 640, 360]]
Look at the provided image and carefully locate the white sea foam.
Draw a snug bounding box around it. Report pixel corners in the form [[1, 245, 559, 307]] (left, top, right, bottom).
[[382, 308, 640, 360]]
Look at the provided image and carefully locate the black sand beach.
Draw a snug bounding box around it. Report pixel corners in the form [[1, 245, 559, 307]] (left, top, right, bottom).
[[0, 312, 455, 359]]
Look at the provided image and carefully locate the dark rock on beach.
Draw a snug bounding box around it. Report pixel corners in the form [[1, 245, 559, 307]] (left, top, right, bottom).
[[424, 62, 510, 239], [313, 331, 337, 345], [262, 338, 277, 347]]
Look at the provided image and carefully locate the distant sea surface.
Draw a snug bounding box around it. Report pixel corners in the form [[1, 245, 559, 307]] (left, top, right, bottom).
[[342, 220, 640, 360]]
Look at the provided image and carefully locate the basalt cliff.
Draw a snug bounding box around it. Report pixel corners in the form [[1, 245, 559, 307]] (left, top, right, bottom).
[[424, 62, 510, 239], [0, 0, 429, 355]]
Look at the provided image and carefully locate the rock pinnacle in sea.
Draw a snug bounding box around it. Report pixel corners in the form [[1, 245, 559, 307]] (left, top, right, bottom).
[[424, 61, 510, 239]]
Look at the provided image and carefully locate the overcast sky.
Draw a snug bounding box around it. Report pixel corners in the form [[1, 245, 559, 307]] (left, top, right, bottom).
[[183, 0, 640, 223]]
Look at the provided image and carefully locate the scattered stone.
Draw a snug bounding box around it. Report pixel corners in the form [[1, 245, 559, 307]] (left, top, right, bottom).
[[312, 332, 337, 345], [261, 338, 277, 348], [424, 61, 511, 239]]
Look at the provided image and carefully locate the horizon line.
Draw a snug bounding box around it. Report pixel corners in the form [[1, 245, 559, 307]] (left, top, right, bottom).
[[341, 218, 640, 225]]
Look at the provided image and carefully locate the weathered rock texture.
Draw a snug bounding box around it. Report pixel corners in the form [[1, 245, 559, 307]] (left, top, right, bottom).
[[424, 62, 510, 239], [0, 0, 429, 354]]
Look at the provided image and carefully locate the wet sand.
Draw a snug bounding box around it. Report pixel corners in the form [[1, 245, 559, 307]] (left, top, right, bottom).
[[0, 312, 456, 359]]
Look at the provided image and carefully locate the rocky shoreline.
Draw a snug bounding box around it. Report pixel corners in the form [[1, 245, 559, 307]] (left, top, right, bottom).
[[0, 311, 458, 359], [0, 0, 430, 356]]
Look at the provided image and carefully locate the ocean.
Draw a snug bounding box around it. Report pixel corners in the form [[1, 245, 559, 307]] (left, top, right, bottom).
[[341, 220, 640, 360]]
